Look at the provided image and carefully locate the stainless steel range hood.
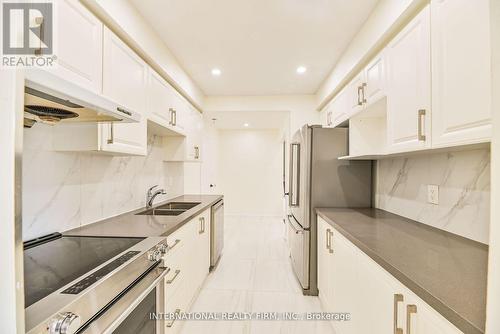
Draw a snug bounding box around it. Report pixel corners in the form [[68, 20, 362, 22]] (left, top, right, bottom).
[[24, 70, 141, 127]]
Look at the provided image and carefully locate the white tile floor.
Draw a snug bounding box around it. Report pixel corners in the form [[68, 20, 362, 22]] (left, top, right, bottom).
[[180, 216, 334, 334]]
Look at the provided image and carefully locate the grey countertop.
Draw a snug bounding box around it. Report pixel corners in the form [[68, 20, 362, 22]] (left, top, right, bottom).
[[65, 194, 223, 238], [316, 207, 488, 334]]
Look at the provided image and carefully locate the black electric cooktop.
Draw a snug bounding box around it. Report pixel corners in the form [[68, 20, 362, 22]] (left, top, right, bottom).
[[23, 233, 144, 307]]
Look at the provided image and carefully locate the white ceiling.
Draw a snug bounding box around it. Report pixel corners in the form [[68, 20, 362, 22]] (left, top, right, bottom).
[[131, 0, 378, 96], [207, 110, 289, 130]]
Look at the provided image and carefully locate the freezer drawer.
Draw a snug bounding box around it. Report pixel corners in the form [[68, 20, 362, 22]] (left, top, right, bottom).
[[287, 215, 310, 289]]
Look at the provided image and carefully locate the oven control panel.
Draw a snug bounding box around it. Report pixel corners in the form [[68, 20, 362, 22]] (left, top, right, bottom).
[[61, 251, 140, 295]]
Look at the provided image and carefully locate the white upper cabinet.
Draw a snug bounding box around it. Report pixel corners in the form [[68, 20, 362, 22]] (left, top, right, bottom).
[[51, 0, 103, 92], [363, 51, 386, 107], [330, 88, 350, 127], [100, 27, 148, 155], [148, 69, 175, 128], [347, 71, 365, 117], [386, 5, 431, 153], [147, 68, 186, 134], [431, 0, 492, 147]]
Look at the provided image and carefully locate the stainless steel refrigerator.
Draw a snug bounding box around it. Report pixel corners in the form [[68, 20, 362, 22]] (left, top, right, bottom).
[[286, 125, 372, 295]]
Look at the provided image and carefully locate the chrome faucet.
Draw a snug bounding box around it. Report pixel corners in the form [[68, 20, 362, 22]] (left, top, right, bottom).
[[146, 185, 166, 208]]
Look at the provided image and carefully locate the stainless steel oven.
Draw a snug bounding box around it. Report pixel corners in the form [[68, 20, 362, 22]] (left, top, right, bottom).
[[81, 264, 169, 334], [24, 234, 171, 334]]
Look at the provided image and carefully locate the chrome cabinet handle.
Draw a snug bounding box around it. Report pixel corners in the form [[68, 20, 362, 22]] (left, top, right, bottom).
[[327, 111, 332, 126], [361, 82, 367, 103], [328, 230, 333, 253], [325, 228, 330, 250], [394, 294, 404, 334], [169, 108, 177, 126], [357, 85, 363, 105], [418, 109, 426, 141], [194, 146, 200, 159], [166, 269, 181, 284], [166, 308, 181, 327], [167, 239, 181, 252], [116, 106, 132, 116], [406, 304, 417, 334], [198, 217, 205, 234], [107, 123, 114, 144]]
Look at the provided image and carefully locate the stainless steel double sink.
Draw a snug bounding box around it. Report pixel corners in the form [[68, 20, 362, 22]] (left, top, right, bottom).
[[136, 202, 200, 216]]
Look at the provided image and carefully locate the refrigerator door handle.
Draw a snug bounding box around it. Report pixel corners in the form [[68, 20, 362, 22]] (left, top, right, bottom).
[[289, 143, 300, 207]]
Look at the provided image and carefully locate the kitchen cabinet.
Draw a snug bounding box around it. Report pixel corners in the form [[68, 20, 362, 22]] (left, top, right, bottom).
[[317, 218, 334, 310], [164, 104, 203, 162], [52, 27, 148, 155], [329, 88, 349, 127], [317, 215, 463, 334], [147, 68, 187, 136], [431, 0, 492, 147], [164, 208, 211, 334], [363, 51, 386, 107], [100, 27, 148, 155], [386, 5, 431, 153], [48, 0, 103, 93], [321, 99, 334, 128], [346, 72, 365, 118]]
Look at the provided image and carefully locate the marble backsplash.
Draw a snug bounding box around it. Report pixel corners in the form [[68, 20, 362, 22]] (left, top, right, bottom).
[[22, 124, 184, 241], [375, 148, 490, 244]]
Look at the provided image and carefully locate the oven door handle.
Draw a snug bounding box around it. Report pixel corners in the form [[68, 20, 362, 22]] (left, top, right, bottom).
[[80, 262, 170, 334]]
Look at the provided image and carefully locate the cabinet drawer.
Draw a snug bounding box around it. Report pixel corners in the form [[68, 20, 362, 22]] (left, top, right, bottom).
[[167, 220, 197, 251], [165, 279, 189, 334], [164, 246, 188, 300]]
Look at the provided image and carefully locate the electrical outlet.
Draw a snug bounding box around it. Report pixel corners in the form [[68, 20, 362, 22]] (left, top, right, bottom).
[[427, 185, 439, 205]]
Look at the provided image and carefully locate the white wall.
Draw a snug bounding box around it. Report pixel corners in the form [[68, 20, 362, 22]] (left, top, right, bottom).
[[204, 95, 319, 135], [316, 0, 425, 109], [81, 0, 205, 110], [218, 129, 283, 216]]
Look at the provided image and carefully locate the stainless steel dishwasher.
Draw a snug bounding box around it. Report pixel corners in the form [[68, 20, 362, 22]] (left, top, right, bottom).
[[210, 199, 224, 270]]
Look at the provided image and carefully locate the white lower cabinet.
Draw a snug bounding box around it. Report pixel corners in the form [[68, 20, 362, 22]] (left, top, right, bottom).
[[163, 208, 211, 334], [317, 216, 463, 334]]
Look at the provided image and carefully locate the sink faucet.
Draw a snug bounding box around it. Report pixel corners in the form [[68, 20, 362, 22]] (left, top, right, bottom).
[[146, 185, 166, 208]]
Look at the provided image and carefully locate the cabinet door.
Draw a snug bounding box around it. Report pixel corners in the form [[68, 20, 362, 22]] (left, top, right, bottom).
[[101, 27, 147, 155], [357, 251, 403, 334], [386, 5, 431, 153], [331, 88, 349, 127], [330, 230, 361, 334], [405, 293, 463, 334], [148, 69, 176, 128], [431, 0, 491, 147], [317, 218, 332, 310], [186, 107, 203, 161], [51, 0, 102, 92], [347, 72, 365, 118], [364, 52, 386, 107]]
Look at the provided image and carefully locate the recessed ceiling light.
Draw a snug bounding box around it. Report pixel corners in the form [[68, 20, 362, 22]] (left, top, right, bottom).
[[243, 123, 249, 127], [211, 68, 221, 76], [296, 66, 307, 74]]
